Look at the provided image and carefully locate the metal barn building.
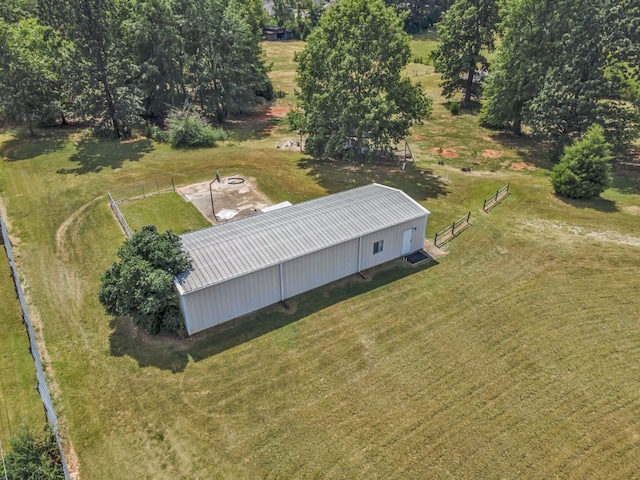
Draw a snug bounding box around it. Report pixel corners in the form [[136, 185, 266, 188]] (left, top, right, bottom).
[[175, 183, 430, 335]]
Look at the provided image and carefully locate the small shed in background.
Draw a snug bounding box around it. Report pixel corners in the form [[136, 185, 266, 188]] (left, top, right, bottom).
[[175, 183, 430, 335], [263, 26, 293, 41]]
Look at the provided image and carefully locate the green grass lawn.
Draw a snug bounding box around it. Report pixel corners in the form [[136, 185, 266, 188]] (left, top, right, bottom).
[[118, 192, 211, 235], [0, 37, 639, 479], [0, 238, 44, 447]]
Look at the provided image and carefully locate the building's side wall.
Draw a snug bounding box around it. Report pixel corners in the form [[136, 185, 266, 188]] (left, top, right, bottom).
[[282, 239, 359, 298], [181, 213, 428, 335], [181, 265, 280, 335], [359, 216, 428, 270]]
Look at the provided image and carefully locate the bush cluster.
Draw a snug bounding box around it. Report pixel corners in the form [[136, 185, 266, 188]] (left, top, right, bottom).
[[99, 225, 192, 334], [164, 108, 227, 149], [551, 124, 613, 199]]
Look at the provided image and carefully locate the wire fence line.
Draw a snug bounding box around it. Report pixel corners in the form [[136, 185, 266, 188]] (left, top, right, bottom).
[[108, 192, 132, 238], [109, 176, 176, 204], [0, 210, 70, 480]]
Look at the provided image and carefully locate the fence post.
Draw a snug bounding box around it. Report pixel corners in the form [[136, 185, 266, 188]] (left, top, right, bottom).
[[156, 180, 159, 193], [171, 177, 175, 192], [141, 184, 145, 198], [434, 232, 439, 245]]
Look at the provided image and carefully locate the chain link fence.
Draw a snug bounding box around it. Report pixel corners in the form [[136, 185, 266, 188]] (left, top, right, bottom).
[[109, 177, 175, 204], [0, 209, 70, 480]]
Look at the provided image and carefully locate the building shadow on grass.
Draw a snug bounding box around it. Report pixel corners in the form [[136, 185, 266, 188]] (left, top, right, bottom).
[[0, 129, 72, 161], [109, 258, 439, 373], [298, 157, 449, 202], [56, 137, 153, 174]]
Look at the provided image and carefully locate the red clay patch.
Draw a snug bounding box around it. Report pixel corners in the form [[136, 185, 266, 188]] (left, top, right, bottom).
[[246, 104, 291, 122], [431, 147, 458, 158], [508, 161, 535, 171], [482, 149, 502, 159]]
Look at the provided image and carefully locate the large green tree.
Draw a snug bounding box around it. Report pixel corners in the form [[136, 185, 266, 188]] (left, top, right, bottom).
[[122, 0, 186, 119], [99, 225, 191, 334], [479, 0, 553, 135], [296, 0, 432, 160], [551, 124, 613, 199], [177, 0, 271, 122], [0, 18, 72, 134], [481, 0, 640, 151], [431, 0, 499, 106]]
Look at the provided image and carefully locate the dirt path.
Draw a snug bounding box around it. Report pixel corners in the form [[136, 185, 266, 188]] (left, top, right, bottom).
[[55, 196, 104, 262]]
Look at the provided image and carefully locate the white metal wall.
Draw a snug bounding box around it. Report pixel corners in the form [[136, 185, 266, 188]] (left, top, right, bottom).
[[359, 217, 427, 270], [282, 239, 359, 298], [181, 214, 428, 335], [181, 265, 281, 335]]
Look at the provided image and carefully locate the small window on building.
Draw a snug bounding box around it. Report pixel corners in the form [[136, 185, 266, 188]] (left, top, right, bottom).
[[373, 240, 384, 254]]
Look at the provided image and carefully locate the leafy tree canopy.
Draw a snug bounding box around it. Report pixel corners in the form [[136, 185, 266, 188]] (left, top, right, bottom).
[[296, 0, 432, 160], [551, 124, 613, 200], [0, 17, 72, 135], [431, 0, 499, 106], [481, 0, 640, 151], [99, 225, 191, 334], [1, 0, 273, 137]]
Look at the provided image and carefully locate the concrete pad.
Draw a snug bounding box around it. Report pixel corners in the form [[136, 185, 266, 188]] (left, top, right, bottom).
[[177, 175, 274, 225]]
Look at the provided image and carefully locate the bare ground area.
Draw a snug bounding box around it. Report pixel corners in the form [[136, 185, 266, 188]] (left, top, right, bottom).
[[177, 175, 275, 224]]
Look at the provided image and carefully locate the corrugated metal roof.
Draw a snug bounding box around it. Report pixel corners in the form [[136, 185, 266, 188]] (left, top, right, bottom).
[[175, 183, 430, 294]]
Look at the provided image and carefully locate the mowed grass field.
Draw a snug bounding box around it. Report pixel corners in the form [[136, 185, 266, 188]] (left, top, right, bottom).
[[0, 35, 640, 479], [0, 239, 44, 447]]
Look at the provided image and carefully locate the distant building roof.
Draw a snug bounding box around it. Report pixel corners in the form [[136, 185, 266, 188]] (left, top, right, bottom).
[[176, 184, 429, 294]]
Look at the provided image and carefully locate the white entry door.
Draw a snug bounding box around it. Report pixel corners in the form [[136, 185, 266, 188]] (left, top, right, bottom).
[[401, 228, 413, 255]]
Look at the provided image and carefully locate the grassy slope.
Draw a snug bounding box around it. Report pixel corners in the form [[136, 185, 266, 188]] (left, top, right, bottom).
[[0, 36, 638, 478]]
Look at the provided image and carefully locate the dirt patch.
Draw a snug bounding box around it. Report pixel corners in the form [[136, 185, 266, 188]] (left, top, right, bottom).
[[482, 149, 502, 159], [412, 134, 425, 141], [521, 218, 640, 247], [247, 104, 290, 122], [177, 175, 275, 225], [623, 205, 640, 216], [504, 161, 535, 171], [431, 147, 458, 158]]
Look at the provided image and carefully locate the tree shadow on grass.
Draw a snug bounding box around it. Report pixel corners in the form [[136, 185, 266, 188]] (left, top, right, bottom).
[[555, 194, 618, 213], [225, 105, 287, 142], [298, 157, 449, 202], [0, 129, 72, 161], [487, 131, 555, 170], [612, 148, 640, 195], [56, 137, 153, 175], [109, 258, 439, 372]]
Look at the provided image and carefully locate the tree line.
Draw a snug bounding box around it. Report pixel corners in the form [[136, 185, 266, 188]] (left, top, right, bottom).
[[432, 0, 640, 153], [0, 0, 272, 137]]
